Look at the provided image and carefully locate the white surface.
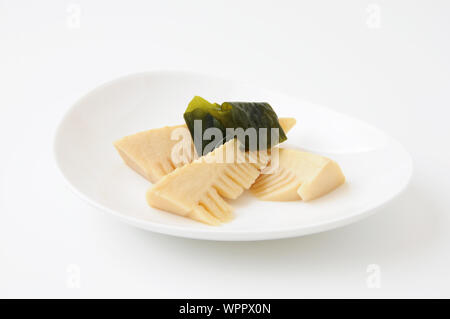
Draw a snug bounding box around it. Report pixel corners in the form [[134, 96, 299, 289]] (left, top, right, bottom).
[[54, 71, 412, 241], [1, 0, 449, 297]]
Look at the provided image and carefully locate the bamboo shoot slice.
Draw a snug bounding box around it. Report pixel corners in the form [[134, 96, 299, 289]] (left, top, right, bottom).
[[146, 139, 269, 225], [114, 118, 295, 183], [251, 148, 345, 201]]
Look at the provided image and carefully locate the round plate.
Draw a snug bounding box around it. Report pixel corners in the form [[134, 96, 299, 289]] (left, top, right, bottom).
[[54, 71, 413, 241]]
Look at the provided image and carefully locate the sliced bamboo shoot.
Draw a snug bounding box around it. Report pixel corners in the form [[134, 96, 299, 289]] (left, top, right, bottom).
[[146, 140, 269, 225], [251, 148, 345, 201], [114, 118, 295, 183]]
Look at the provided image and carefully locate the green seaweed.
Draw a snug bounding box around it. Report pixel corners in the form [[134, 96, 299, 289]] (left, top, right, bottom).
[[183, 96, 287, 155]]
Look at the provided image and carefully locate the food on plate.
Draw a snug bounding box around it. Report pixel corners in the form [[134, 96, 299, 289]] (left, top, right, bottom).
[[146, 139, 269, 225], [184, 96, 288, 154], [114, 117, 296, 183], [251, 148, 345, 201], [278, 117, 296, 133], [113, 124, 193, 183], [113, 96, 345, 226]]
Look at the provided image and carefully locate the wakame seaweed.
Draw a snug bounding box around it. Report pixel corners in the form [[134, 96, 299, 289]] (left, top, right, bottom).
[[183, 96, 287, 155]]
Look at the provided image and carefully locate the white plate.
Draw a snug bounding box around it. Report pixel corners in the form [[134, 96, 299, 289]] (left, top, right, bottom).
[[54, 71, 413, 241]]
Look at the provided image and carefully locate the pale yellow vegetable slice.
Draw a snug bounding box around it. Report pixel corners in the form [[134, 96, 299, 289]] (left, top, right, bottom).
[[278, 117, 297, 134], [146, 139, 269, 225], [251, 148, 345, 201], [114, 118, 296, 183], [113, 125, 195, 183]]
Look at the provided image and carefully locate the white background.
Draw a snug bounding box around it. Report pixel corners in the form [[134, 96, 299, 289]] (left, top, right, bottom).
[[1, 0, 449, 298]]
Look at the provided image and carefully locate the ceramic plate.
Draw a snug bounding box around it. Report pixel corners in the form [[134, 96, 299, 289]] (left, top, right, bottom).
[[54, 71, 413, 241]]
